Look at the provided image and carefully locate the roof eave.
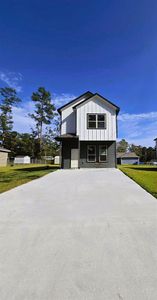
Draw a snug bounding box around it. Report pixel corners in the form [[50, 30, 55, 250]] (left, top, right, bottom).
[[95, 93, 120, 112], [57, 91, 93, 114], [73, 93, 120, 113], [0, 148, 11, 153]]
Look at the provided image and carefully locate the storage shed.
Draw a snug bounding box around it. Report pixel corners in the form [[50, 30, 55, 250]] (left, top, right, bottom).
[[54, 156, 61, 165], [14, 156, 31, 164], [0, 147, 11, 166], [117, 152, 139, 165]]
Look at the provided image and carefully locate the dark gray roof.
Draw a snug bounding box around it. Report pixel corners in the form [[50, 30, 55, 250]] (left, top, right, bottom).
[[117, 152, 139, 158], [0, 147, 11, 153], [57, 91, 93, 113], [73, 93, 120, 112], [55, 133, 79, 141]]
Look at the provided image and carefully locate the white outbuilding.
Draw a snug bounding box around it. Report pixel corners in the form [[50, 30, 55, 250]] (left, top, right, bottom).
[[14, 156, 31, 164], [54, 156, 61, 165], [0, 147, 11, 166]]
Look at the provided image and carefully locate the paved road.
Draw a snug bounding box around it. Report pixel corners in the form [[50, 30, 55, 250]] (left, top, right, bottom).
[[0, 168, 157, 300]]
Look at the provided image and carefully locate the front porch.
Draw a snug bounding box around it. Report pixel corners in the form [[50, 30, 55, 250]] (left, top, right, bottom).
[[56, 135, 116, 169], [56, 134, 79, 169]]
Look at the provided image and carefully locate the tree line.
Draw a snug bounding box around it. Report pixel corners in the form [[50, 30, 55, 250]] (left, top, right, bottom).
[[0, 88, 155, 162], [117, 139, 156, 162], [0, 86, 59, 159]]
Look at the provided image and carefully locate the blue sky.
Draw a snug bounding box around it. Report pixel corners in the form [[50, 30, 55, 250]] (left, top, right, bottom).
[[0, 0, 157, 146]]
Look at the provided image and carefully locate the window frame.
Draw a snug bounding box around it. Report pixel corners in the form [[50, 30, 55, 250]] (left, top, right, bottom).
[[99, 145, 107, 162], [87, 145, 96, 162], [87, 113, 106, 129]]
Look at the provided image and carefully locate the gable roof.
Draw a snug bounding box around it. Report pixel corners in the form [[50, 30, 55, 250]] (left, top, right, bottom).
[[73, 93, 120, 113], [117, 152, 139, 158], [57, 91, 93, 113]]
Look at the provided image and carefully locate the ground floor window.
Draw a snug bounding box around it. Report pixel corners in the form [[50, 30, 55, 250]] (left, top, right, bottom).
[[87, 144, 107, 162], [87, 145, 96, 162], [99, 145, 107, 162]]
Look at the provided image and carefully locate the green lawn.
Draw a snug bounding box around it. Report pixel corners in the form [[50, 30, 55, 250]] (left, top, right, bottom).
[[0, 164, 59, 194], [118, 165, 157, 199]]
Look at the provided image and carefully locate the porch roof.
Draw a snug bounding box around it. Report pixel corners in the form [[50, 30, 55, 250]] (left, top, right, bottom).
[[55, 134, 79, 141], [0, 147, 11, 153]]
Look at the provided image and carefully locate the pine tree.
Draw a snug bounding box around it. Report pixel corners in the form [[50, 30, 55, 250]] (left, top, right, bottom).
[[0, 87, 21, 147], [29, 87, 55, 157]]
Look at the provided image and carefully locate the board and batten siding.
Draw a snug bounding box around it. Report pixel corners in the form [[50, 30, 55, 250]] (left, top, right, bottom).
[[61, 106, 76, 135], [76, 95, 117, 141], [61, 96, 87, 135]]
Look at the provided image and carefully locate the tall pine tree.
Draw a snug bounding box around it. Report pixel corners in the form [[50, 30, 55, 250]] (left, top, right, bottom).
[[29, 87, 55, 158], [0, 87, 21, 148]]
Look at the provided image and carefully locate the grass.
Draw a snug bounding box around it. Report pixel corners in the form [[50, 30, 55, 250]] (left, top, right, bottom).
[[0, 164, 60, 194], [118, 165, 157, 199]]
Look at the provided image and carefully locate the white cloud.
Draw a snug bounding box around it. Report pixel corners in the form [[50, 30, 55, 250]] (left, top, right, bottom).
[[0, 71, 23, 92], [118, 112, 157, 121], [118, 111, 157, 147], [12, 93, 76, 133], [53, 93, 76, 108], [12, 101, 35, 132]]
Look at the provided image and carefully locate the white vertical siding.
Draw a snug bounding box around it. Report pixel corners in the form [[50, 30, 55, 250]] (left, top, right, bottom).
[[61, 96, 86, 135], [61, 106, 76, 134], [76, 95, 117, 141]]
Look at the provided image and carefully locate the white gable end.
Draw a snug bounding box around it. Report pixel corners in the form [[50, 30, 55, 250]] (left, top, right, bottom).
[[76, 95, 117, 141], [61, 95, 89, 135], [61, 107, 76, 134]]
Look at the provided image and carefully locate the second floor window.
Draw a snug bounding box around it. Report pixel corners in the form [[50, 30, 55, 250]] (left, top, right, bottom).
[[87, 114, 106, 129]]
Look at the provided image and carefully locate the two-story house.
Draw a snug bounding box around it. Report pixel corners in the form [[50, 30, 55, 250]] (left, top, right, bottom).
[[56, 91, 120, 169]]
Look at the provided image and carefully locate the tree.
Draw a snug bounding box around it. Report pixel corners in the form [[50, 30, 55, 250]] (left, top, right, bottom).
[[1, 131, 35, 158], [129, 144, 143, 157], [5, 131, 20, 156], [0, 87, 21, 147], [29, 87, 55, 157], [42, 126, 60, 159], [144, 147, 155, 162], [117, 139, 129, 152], [129, 144, 155, 162], [17, 133, 36, 157]]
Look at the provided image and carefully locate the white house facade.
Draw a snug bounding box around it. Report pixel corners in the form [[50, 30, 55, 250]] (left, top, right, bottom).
[[57, 91, 120, 169]]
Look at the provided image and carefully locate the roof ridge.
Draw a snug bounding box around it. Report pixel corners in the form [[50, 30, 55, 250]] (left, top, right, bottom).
[[57, 91, 93, 113], [73, 93, 120, 112]]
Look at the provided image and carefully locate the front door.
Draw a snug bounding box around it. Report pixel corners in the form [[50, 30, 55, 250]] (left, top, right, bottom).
[[71, 149, 79, 168]]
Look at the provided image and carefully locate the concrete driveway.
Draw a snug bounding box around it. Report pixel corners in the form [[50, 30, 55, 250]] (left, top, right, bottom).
[[0, 168, 157, 300]]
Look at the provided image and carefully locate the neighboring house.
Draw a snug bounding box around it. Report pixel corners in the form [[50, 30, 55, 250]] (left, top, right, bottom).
[[14, 156, 30, 164], [154, 138, 157, 158], [56, 91, 120, 169], [117, 152, 139, 165], [0, 147, 11, 166]]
